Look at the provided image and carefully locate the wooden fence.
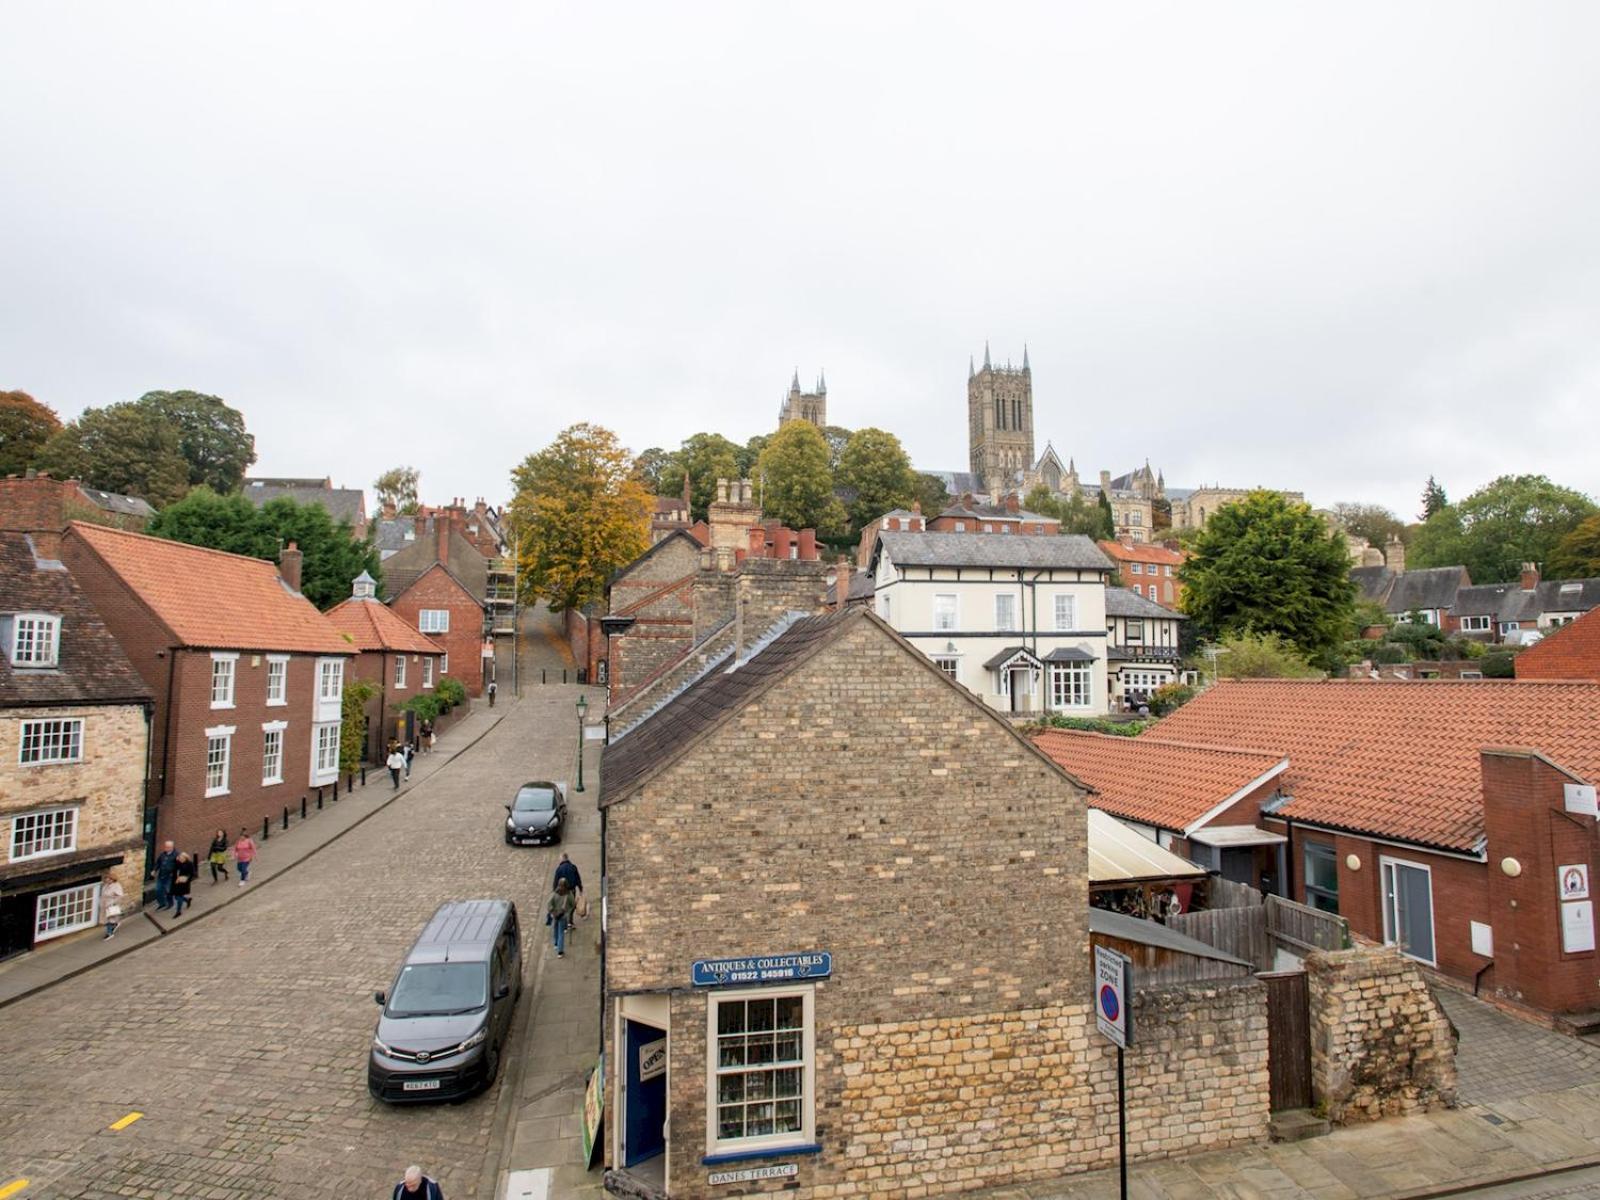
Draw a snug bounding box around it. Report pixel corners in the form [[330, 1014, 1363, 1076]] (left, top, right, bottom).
[[1167, 905, 1272, 971], [1266, 894, 1350, 955], [1208, 876, 1265, 910], [1167, 892, 1350, 971]]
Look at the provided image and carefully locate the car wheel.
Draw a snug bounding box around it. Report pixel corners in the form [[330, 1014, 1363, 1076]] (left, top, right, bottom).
[[504, 833, 514, 845], [485, 1042, 502, 1087]]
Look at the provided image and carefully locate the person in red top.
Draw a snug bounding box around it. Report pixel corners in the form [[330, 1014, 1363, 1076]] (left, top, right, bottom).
[[233, 829, 257, 887]]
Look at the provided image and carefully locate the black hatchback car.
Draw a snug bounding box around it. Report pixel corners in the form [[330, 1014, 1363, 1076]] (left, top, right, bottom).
[[504, 781, 566, 845]]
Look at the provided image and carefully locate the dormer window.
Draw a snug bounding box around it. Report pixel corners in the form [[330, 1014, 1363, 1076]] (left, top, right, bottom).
[[9, 613, 62, 668]]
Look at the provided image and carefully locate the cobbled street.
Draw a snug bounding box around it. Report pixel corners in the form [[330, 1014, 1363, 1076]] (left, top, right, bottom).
[[0, 679, 594, 1199]]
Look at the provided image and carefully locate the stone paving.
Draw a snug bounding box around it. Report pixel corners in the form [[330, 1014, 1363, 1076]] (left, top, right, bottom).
[[1437, 989, 1600, 1107], [0, 656, 599, 1198]]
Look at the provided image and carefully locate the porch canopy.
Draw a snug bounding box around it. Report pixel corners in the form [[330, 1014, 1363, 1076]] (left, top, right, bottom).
[[1088, 809, 1206, 887], [1187, 824, 1287, 848], [983, 645, 1041, 672]]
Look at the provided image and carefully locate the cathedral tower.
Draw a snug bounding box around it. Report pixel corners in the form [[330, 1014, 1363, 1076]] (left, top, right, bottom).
[[967, 343, 1033, 498], [778, 369, 827, 429]]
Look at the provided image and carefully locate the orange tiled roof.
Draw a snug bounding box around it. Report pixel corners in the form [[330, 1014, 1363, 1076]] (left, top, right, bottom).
[[1031, 729, 1285, 833], [1098, 540, 1186, 565], [67, 522, 352, 654], [324, 598, 446, 655], [1151, 679, 1600, 852], [1516, 609, 1600, 681]]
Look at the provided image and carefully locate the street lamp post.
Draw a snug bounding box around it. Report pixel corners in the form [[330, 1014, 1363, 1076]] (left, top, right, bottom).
[[576, 692, 588, 793]]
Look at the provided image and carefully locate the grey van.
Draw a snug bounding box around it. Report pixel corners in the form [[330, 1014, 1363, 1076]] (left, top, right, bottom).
[[368, 899, 522, 1103]]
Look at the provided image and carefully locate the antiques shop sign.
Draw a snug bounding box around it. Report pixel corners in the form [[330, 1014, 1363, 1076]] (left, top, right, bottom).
[[693, 951, 832, 987]]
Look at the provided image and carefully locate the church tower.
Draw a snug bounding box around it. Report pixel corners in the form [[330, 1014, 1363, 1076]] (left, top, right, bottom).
[[778, 369, 827, 429], [967, 343, 1033, 498]]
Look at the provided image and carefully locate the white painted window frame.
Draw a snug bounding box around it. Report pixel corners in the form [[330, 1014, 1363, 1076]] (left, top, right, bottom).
[[705, 984, 816, 1158], [395, 655, 407, 689], [1379, 855, 1437, 967], [994, 593, 1018, 632], [317, 658, 344, 703], [261, 721, 287, 786], [422, 656, 435, 688], [34, 881, 99, 942], [9, 612, 62, 668], [419, 609, 450, 634], [210, 652, 239, 709], [1054, 594, 1076, 631], [9, 805, 79, 861], [932, 593, 958, 631], [205, 725, 235, 797], [265, 654, 290, 706], [312, 721, 340, 782], [18, 717, 84, 766]]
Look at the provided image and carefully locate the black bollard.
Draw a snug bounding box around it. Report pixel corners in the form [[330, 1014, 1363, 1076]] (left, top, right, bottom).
[[361, 766, 367, 786], [317, 791, 323, 810], [262, 815, 270, 841], [281, 806, 288, 831], [300, 795, 307, 820]]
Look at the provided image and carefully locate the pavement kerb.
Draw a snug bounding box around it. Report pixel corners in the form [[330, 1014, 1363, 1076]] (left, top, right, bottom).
[[0, 703, 509, 1012], [479, 891, 552, 1200], [1388, 1152, 1600, 1199]]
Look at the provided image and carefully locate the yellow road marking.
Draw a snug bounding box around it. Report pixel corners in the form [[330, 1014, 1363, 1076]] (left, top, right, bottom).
[[0, 1180, 29, 1198], [108, 1111, 143, 1131]]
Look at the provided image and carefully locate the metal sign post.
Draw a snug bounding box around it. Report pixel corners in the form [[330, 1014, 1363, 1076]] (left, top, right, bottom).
[[1094, 945, 1134, 1200]]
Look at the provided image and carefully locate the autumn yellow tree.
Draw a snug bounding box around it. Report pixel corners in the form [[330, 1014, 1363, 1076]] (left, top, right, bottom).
[[509, 423, 651, 613]]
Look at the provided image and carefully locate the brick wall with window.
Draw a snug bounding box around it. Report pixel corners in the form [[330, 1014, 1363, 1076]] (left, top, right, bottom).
[[388, 567, 487, 695]]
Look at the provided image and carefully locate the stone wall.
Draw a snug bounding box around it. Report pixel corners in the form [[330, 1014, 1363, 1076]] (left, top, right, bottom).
[[1307, 945, 1458, 1123]]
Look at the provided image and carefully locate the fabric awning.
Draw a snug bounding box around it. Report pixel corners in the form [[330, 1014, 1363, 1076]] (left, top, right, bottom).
[[1188, 824, 1288, 848], [983, 645, 1041, 671], [1088, 809, 1206, 885]]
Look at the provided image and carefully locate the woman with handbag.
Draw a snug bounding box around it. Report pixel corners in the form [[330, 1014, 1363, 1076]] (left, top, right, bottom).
[[207, 828, 231, 884], [547, 879, 576, 958]]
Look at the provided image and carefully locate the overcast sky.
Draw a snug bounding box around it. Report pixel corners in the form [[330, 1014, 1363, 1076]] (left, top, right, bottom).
[[4, 3, 1598, 518]]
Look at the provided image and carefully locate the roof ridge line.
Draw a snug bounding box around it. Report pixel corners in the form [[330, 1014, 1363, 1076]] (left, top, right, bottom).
[[1036, 728, 1285, 759], [68, 520, 285, 572]]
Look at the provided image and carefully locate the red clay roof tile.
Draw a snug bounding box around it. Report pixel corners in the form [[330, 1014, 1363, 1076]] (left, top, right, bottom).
[[1515, 608, 1600, 681], [323, 598, 447, 655], [1150, 679, 1600, 852]]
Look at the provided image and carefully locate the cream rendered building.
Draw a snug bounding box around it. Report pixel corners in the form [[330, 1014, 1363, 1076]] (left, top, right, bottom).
[[867, 531, 1115, 715]]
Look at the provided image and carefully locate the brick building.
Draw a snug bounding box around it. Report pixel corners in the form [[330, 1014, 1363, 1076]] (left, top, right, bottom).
[[0, 524, 152, 958], [54, 518, 354, 858], [599, 608, 1271, 1198], [381, 518, 491, 696], [324, 572, 445, 762], [1153, 679, 1600, 1018], [1516, 607, 1600, 680], [1097, 537, 1186, 607]]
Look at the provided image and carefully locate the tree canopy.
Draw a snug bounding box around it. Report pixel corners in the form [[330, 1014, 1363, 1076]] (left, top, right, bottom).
[[911, 472, 951, 518], [659, 432, 741, 522], [148, 487, 382, 610], [0, 390, 61, 477], [1205, 631, 1323, 679], [1547, 514, 1600, 580], [509, 423, 651, 613], [373, 465, 421, 515], [35, 401, 192, 507], [757, 420, 843, 537], [136, 390, 256, 493], [1178, 490, 1356, 658], [1409, 474, 1597, 582], [836, 427, 917, 531], [1420, 475, 1448, 521], [1331, 501, 1405, 550], [1022, 486, 1114, 539]]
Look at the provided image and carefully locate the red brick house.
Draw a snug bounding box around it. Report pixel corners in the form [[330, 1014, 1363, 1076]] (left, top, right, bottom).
[[381, 518, 490, 696], [1097, 537, 1187, 607], [57, 522, 355, 859], [1152, 679, 1600, 1019], [928, 494, 1060, 536], [324, 572, 445, 761], [1032, 729, 1288, 896], [1516, 607, 1600, 680]]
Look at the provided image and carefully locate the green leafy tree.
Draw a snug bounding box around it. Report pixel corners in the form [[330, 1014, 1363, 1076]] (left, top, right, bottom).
[[836, 427, 917, 531], [0, 390, 61, 476], [509, 423, 651, 613], [35, 401, 191, 507], [1409, 474, 1597, 582], [1025, 486, 1114, 538], [147, 487, 382, 610], [1204, 631, 1323, 679], [661, 432, 741, 521], [135, 390, 256, 493], [373, 466, 421, 515], [1179, 490, 1356, 657], [340, 680, 378, 771], [1387, 615, 1448, 661], [821, 426, 853, 471], [633, 447, 675, 495], [756, 420, 836, 535], [1332, 501, 1405, 550], [1420, 475, 1448, 521], [736, 435, 769, 478], [1095, 490, 1116, 540], [1547, 514, 1600, 579], [911, 473, 951, 517]]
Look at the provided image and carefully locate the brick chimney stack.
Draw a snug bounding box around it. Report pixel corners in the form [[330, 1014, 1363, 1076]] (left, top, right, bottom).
[[1004, 493, 1020, 515], [1521, 562, 1540, 590], [0, 472, 75, 559], [437, 514, 452, 566], [834, 555, 852, 613], [279, 542, 303, 592], [1384, 535, 1406, 575]]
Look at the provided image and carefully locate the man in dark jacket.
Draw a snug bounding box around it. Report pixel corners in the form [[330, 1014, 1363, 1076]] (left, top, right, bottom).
[[393, 1165, 443, 1200], [553, 854, 583, 929], [153, 841, 178, 911]]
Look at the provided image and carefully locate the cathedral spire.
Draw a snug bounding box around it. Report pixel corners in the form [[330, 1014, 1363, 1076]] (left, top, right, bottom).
[[1023, 343, 1030, 372], [817, 369, 827, 394], [791, 368, 800, 393], [969, 355, 975, 380], [983, 341, 991, 370]]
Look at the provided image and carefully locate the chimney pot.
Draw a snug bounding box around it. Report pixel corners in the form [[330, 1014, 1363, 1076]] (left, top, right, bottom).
[[797, 529, 817, 560], [1521, 562, 1540, 590]]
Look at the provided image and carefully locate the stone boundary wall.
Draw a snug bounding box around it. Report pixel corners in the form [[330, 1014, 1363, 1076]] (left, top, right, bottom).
[[824, 980, 1269, 1198], [1307, 945, 1458, 1124]]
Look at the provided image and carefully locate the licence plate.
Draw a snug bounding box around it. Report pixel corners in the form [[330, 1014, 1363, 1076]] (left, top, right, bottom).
[[402, 1079, 441, 1092]]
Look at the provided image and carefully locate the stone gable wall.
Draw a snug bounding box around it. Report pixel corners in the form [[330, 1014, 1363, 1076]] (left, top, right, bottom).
[[1307, 945, 1458, 1123]]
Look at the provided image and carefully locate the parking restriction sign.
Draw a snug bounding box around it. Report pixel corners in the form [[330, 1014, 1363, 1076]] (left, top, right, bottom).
[[1095, 945, 1133, 1049]]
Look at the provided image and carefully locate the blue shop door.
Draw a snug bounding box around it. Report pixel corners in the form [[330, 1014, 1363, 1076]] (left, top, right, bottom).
[[624, 1019, 667, 1167]]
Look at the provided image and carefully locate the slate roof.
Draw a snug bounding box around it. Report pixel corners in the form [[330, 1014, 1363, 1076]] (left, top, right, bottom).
[[1350, 565, 1395, 604], [824, 569, 876, 605], [242, 478, 367, 528], [324, 598, 447, 655], [983, 644, 1040, 669], [1104, 587, 1185, 620], [380, 531, 488, 604], [1516, 608, 1600, 681], [872, 532, 1113, 572], [1350, 565, 1468, 614], [937, 502, 1058, 524], [64, 523, 352, 655], [74, 486, 157, 520], [928, 471, 983, 497], [0, 533, 152, 708], [1150, 679, 1600, 852], [374, 518, 418, 558], [1032, 729, 1286, 833]]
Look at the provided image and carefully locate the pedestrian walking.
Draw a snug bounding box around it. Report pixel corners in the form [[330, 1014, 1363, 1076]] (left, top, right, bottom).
[[153, 840, 177, 910], [427, 724, 437, 754], [234, 828, 256, 886], [548, 878, 576, 957], [553, 853, 585, 926], [170, 852, 196, 917], [404, 740, 415, 779], [487, 679, 497, 708], [102, 876, 124, 939], [387, 745, 406, 789], [392, 1165, 444, 1200], [420, 719, 434, 754], [207, 828, 231, 883]]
